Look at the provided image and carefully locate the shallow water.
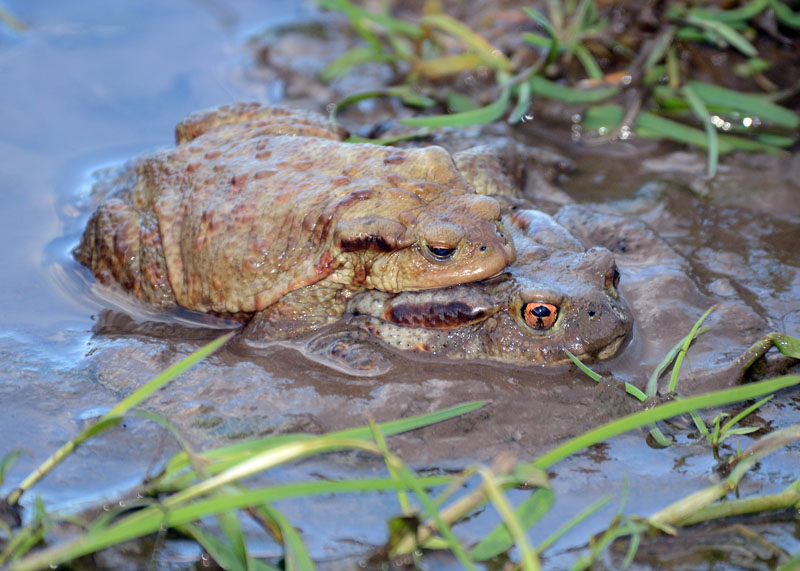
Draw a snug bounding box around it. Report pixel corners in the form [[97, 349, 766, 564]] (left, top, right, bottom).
[[2, 1, 800, 569]]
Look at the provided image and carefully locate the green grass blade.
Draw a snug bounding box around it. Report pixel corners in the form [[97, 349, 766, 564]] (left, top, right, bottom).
[[179, 522, 253, 571], [332, 86, 435, 119], [565, 350, 602, 381], [719, 395, 772, 436], [7, 334, 231, 506], [529, 75, 618, 103], [668, 306, 715, 393], [475, 467, 541, 570], [157, 400, 486, 486], [536, 495, 611, 553], [255, 504, 314, 571], [0, 451, 23, 487], [771, 0, 800, 28], [8, 476, 451, 571], [107, 333, 232, 417], [536, 375, 800, 470], [689, 410, 710, 436], [636, 112, 725, 150], [471, 487, 554, 561], [686, 14, 758, 56], [384, 457, 477, 568], [648, 424, 673, 447], [509, 80, 532, 124], [317, 0, 421, 38], [773, 332, 800, 357], [681, 84, 719, 177], [415, 53, 486, 79], [689, 0, 769, 23], [651, 424, 800, 525], [688, 80, 799, 129], [421, 14, 512, 72], [398, 90, 510, 128], [476, 375, 800, 559], [573, 43, 603, 80], [523, 7, 560, 66], [320, 47, 396, 82], [643, 26, 676, 71], [369, 419, 411, 515], [566, 350, 646, 402], [582, 104, 624, 131]]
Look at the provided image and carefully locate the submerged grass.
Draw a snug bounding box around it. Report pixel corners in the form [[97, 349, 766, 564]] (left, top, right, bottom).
[[3, 322, 799, 568], [317, 0, 799, 176]]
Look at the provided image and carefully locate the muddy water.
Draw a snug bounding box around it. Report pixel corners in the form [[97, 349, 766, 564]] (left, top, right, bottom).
[[2, 1, 800, 569]]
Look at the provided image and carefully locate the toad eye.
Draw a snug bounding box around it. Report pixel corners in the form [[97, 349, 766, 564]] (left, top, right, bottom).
[[522, 302, 559, 330], [425, 244, 456, 261]]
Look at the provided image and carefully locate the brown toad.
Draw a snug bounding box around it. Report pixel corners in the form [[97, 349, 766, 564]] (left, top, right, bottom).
[[74, 103, 515, 337]]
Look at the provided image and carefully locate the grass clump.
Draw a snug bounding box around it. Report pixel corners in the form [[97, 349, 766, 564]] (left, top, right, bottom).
[[2, 324, 800, 569], [318, 0, 799, 175]]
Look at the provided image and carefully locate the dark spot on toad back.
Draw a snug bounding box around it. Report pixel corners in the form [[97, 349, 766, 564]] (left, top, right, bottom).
[[338, 234, 393, 252], [387, 301, 491, 328]]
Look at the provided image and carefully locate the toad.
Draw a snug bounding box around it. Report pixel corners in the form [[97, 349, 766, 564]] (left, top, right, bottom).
[[74, 103, 515, 337], [315, 208, 634, 367]]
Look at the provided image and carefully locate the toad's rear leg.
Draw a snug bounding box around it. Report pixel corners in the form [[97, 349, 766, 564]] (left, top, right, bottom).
[[74, 198, 175, 306], [242, 282, 351, 342]]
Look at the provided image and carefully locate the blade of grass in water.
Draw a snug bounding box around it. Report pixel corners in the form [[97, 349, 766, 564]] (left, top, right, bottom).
[[668, 306, 715, 393], [528, 75, 618, 103], [398, 90, 510, 128], [643, 26, 676, 71], [420, 14, 512, 72], [688, 0, 770, 23], [470, 487, 553, 561], [6, 333, 232, 507], [8, 474, 452, 570], [253, 504, 315, 571], [650, 424, 800, 525], [771, 0, 800, 28], [681, 84, 719, 177], [687, 80, 799, 129], [686, 13, 758, 57], [636, 112, 787, 155], [331, 86, 435, 120], [472, 374, 800, 560], [476, 467, 541, 570], [565, 350, 647, 402], [321, 47, 397, 82], [414, 53, 487, 79], [156, 400, 486, 489]]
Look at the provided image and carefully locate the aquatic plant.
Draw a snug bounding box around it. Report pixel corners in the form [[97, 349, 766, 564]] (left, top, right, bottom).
[[317, 0, 800, 176]]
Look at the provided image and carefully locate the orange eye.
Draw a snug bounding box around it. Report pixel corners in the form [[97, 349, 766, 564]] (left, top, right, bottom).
[[522, 302, 559, 330]]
